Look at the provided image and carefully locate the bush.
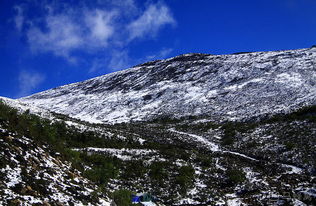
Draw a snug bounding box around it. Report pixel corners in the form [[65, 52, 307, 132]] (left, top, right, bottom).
[[175, 165, 195, 195], [113, 189, 133, 206], [227, 169, 246, 185], [196, 154, 212, 168], [84, 161, 118, 184], [149, 162, 167, 186], [221, 136, 234, 145]]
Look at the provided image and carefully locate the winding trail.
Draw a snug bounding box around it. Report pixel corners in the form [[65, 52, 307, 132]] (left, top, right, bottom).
[[168, 128, 220, 152], [168, 128, 303, 174]]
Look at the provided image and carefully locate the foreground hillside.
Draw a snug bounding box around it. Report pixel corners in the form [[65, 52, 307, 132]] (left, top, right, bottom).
[[1, 99, 315, 205], [21, 47, 316, 124], [0, 128, 111, 205], [0, 101, 111, 205]]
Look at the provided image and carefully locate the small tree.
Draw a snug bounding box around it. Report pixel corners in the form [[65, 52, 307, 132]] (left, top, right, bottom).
[[227, 168, 246, 185], [113, 189, 133, 206], [175, 165, 195, 195]]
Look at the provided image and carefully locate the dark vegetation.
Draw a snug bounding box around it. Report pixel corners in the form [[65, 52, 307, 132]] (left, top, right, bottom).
[[205, 105, 316, 148], [0, 101, 211, 203], [1, 100, 315, 205], [112, 189, 134, 206], [0, 101, 123, 196], [175, 165, 195, 195]]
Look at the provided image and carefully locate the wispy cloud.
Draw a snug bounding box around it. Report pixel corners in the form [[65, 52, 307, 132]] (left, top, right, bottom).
[[26, 8, 117, 62], [27, 13, 83, 62], [85, 9, 116, 46], [127, 2, 176, 41], [89, 50, 131, 74], [17, 70, 45, 97], [98, 0, 138, 17], [14, 5, 24, 32], [107, 48, 173, 71], [89, 57, 109, 73], [108, 50, 131, 71], [16, 1, 176, 70], [145, 48, 173, 61]]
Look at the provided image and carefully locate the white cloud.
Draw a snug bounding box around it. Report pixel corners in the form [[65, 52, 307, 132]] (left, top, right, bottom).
[[14, 6, 24, 32], [18, 70, 45, 97], [108, 50, 131, 71], [85, 9, 116, 46], [99, 0, 138, 16], [145, 48, 173, 60], [27, 9, 116, 62], [19, 1, 176, 68], [127, 3, 176, 41], [27, 13, 83, 61]]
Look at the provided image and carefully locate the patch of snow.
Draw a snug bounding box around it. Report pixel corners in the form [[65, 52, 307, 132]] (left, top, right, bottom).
[[275, 72, 303, 87], [74, 147, 160, 161], [281, 164, 303, 174], [1, 165, 22, 188], [168, 128, 220, 152]]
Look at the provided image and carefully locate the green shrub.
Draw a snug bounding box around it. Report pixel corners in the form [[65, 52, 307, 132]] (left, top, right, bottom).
[[112, 189, 133, 206], [149, 162, 167, 186], [227, 169, 246, 185], [221, 136, 234, 145], [84, 162, 118, 184], [196, 154, 212, 168], [175, 165, 195, 195]]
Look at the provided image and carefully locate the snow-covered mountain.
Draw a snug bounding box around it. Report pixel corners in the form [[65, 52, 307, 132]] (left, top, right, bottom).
[[2, 44, 316, 204], [21, 47, 316, 124]]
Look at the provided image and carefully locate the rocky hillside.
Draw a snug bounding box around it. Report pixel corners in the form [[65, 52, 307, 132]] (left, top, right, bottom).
[[0, 101, 112, 205], [1, 98, 315, 205], [21, 47, 316, 124], [0, 128, 110, 205]]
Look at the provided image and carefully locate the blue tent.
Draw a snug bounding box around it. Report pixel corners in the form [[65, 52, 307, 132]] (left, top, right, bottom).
[[132, 195, 141, 203], [132, 193, 155, 203]]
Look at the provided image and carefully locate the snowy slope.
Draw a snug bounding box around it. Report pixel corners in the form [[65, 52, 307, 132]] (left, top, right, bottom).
[[21, 47, 316, 124], [0, 97, 53, 120]]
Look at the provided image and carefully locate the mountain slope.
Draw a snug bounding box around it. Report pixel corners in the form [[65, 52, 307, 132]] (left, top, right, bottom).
[[1, 99, 315, 205], [0, 97, 53, 120], [0, 126, 111, 206], [21, 47, 316, 124], [7, 47, 316, 205]]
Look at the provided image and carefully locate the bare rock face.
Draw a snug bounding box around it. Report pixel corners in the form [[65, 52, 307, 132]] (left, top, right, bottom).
[[21, 48, 316, 124]]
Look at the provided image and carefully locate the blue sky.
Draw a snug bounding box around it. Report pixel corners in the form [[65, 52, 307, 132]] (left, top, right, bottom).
[[1, 0, 316, 98]]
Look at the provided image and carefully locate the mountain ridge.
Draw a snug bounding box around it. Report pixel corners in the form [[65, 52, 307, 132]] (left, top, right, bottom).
[[20, 47, 316, 124]]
